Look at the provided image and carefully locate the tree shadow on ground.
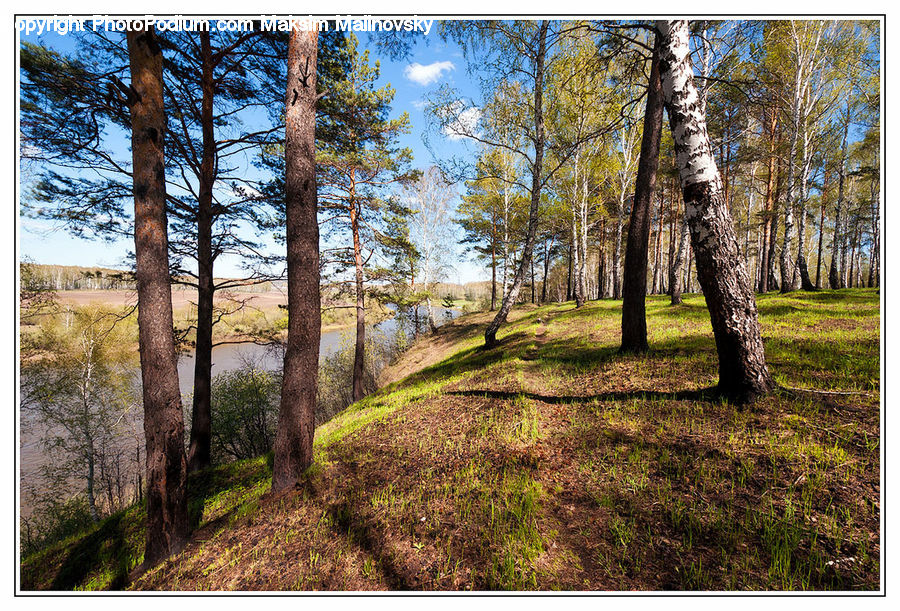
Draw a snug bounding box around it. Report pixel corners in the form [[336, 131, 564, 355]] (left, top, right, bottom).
[[446, 387, 718, 405], [46, 513, 131, 590]]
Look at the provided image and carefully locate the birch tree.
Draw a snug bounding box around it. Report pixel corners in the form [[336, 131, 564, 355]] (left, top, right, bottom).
[[656, 20, 773, 403]]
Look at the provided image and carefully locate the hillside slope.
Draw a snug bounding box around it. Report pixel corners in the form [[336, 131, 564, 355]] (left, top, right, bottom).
[[21, 290, 880, 591]]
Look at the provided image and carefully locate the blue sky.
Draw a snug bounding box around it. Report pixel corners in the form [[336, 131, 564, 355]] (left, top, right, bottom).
[[18, 24, 491, 284]]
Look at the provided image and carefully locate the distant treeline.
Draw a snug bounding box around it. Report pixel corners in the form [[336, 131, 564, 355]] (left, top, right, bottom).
[[23, 264, 137, 291], [21, 263, 279, 293], [21, 264, 490, 300]]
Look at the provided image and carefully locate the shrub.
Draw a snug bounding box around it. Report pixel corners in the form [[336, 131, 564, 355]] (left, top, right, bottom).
[[210, 366, 280, 464]]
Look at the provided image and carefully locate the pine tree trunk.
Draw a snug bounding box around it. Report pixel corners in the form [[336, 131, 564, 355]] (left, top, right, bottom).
[[188, 31, 215, 474], [657, 20, 773, 403], [351, 199, 366, 401], [484, 21, 548, 349], [126, 27, 190, 565], [621, 33, 663, 352], [272, 28, 321, 492]]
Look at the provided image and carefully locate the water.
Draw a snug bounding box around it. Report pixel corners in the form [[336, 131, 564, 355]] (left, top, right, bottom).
[[20, 306, 459, 518]]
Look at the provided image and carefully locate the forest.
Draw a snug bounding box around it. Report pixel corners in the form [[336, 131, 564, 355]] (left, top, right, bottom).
[[17, 17, 881, 592]]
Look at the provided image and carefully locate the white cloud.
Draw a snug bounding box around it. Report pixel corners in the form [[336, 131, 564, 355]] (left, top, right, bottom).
[[441, 100, 481, 141], [404, 61, 455, 86]]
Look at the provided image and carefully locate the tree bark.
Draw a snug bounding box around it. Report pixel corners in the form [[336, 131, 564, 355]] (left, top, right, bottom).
[[795, 117, 816, 291], [869, 188, 880, 287], [758, 105, 778, 293], [484, 21, 548, 349], [657, 20, 773, 403], [815, 167, 830, 289], [272, 28, 321, 492], [126, 27, 190, 565], [612, 205, 624, 300], [597, 217, 607, 299], [670, 213, 689, 305], [188, 31, 215, 474], [541, 237, 551, 303], [830, 109, 849, 289], [621, 33, 663, 352], [780, 95, 801, 293], [351, 197, 366, 401], [652, 190, 664, 294], [490, 240, 497, 311]]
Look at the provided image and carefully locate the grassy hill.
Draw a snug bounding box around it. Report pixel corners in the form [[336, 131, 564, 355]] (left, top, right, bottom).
[[20, 289, 881, 591]]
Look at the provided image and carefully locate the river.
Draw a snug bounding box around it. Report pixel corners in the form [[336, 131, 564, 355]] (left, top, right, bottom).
[[20, 306, 459, 519]]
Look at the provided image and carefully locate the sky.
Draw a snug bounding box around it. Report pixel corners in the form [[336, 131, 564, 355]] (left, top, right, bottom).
[[18, 21, 492, 285]]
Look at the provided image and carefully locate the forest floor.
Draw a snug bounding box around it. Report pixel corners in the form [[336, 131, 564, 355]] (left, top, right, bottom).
[[20, 289, 881, 591]]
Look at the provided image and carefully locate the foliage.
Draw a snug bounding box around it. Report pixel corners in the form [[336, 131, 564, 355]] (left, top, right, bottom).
[[208, 366, 280, 464]]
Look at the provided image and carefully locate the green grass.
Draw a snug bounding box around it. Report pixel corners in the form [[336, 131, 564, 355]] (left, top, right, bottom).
[[21, 288, 880, 591]]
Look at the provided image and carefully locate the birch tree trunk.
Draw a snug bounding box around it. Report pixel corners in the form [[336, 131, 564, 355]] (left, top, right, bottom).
[[795, 113, 816, 291], [126, 27, 190, 565], [621, 33, 663, 352], [273, 27, 321, 492], [657, 20, 773, 403], [830, 109, 849, 289], [780, 94, 801, 293], [758, 105, 778, 293], [670, 213, 689, 305], [484, 21, 548, 348]]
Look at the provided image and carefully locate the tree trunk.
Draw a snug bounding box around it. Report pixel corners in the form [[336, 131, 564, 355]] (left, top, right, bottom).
[[870, 190, 880, 287], [670, 213, 689, 305], [530, 252, 536, 304], [612, 204, 624, 300], [667, 180, 677, 294], [188, 31, 215, 474], [541, 237, 551, 303], [126, 27, 190, 565], [815, 168, 830, 289], [758, 105, 778, 293], [272, 28, 321, 492], [653, 189, 665, 294], [566, 242, 573, 301], [484, 21, 548, 348], [490, 241, 497, 311], [621, 33, 663, 352], [598, 217, 607, 299], [351, 199, 366, 401], [780, 95, 801, 293], [657, 20, 773, 403], [830, 109, 849, 289], [795, 119, 816, 291]]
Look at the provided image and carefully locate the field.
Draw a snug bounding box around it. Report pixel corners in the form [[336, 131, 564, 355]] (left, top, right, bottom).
[[20, 289, 881, 591]]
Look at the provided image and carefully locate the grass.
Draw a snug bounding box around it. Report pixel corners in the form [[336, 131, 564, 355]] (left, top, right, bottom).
[[20, 288, 880, 591]]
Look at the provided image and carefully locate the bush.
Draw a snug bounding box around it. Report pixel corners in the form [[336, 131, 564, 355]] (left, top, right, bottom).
[[209, 366, 280, 464], [21, 494, 94, 557]]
